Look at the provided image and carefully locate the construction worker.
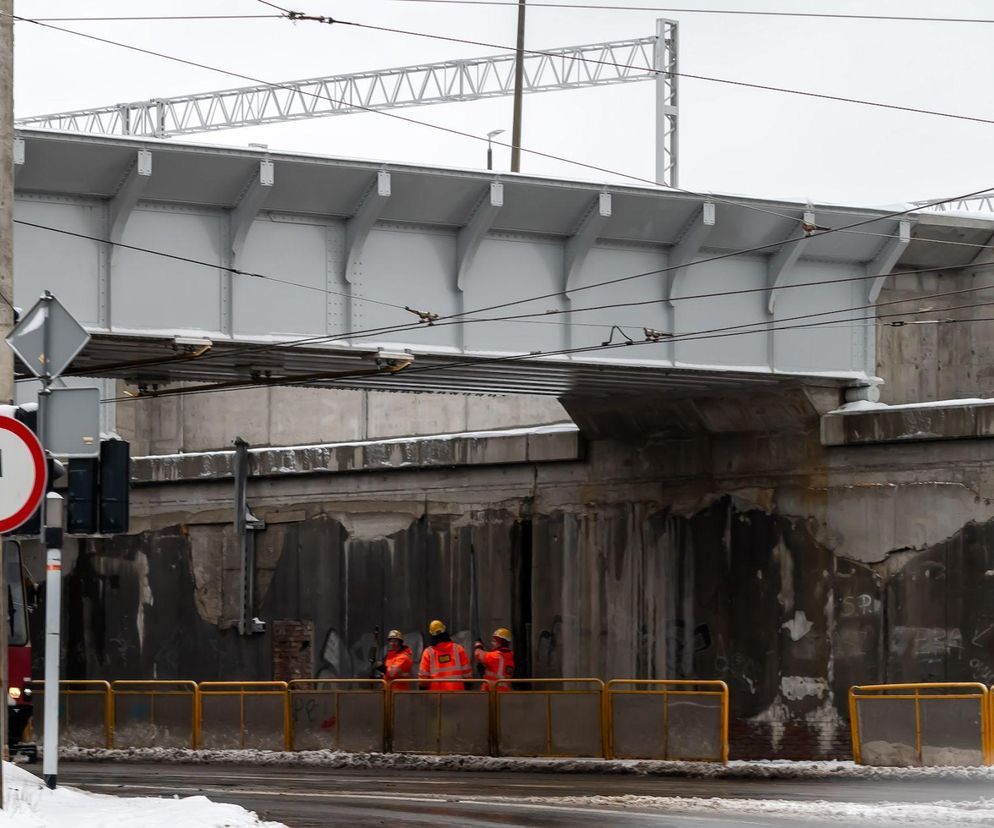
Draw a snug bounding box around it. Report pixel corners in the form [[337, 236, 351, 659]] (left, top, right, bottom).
[[475, 627, 515, 691], [419, 619, 471, 691], [374, 629, 414, 690]]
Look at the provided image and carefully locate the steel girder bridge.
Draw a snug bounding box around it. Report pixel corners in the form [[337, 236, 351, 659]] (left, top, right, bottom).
[[10, 129, 937, 403], [15, 21, 680, 187]]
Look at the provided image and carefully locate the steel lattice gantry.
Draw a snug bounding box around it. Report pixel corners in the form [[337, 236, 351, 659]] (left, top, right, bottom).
[[11, 129, 923, 399], [15, 22, 680, 187]]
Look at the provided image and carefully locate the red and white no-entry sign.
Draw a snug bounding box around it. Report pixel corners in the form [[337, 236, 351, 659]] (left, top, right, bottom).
[[0, 416, 46, 534]]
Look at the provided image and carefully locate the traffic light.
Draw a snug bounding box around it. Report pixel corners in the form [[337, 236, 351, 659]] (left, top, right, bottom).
[[66, 439, 129, 536]]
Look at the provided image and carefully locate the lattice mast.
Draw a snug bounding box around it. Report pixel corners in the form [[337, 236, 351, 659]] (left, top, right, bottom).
[[17, 21, 679, 187]]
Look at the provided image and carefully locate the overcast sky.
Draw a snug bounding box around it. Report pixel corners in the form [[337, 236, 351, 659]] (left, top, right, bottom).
[[12, 0, 994, 206]]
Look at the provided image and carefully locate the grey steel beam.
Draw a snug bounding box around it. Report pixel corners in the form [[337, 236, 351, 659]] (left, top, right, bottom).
[[667, 201, 715, 305], [230, 160, 274, 262], [457, 182, 504, 292], [767, 210, 814, 315], [345, 171, 391, 284], [108, 150, 152, 249], [867, 220, 912, 302], [564, 192, 612, 294]]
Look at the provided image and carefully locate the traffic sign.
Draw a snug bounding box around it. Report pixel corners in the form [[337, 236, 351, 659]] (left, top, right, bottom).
[[0, 417, 47, 534], [5, 292, 90, 381], [43, 387, 100, 458]]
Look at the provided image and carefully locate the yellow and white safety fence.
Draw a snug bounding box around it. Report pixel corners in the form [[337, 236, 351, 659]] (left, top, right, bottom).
[[27, 677, 729, 762], [849, 682, 993, 767]]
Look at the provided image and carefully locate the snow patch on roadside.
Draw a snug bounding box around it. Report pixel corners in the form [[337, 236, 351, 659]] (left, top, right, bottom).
[[60, 747, 994, 781], [496, 794, 994, 825], [0, 761, 284, 827]]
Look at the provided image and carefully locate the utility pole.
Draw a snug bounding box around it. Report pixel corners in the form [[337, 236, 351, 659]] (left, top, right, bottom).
[[0, 0, 14, 805], [510, 0, 526, 172]]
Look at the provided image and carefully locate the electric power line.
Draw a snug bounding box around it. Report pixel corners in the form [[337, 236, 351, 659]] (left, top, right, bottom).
[[12, 13, 994, 380], [376, 0, 994, 26], [32, 14, 284, 23], [21, 212, 989, 382], [103, 291, 994, 404], [274, 8, 994, 129], [11, 11, 803, 225]]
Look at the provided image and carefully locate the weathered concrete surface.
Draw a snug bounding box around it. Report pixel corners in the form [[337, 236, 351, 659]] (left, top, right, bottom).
[[822, 401, 994, 446], [130, 424, 582, 484], [27, 392, 994, 762], [875, 251, 994, 405], [117, 384, 569, 455]]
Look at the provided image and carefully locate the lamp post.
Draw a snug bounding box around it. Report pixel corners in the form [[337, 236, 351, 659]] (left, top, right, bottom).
[[486, 129, 505, 170], [511, 0, 526, 172]]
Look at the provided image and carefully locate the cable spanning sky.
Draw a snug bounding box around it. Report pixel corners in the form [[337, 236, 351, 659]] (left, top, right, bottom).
[[13, 0, 994, 206]]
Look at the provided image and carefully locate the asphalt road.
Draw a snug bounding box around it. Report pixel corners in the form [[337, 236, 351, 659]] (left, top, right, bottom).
[[26, 761, 994, 827]]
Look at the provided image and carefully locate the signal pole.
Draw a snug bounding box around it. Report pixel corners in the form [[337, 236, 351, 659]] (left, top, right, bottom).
[[0, 0, 14, 804], [510, 0, 525, 172]]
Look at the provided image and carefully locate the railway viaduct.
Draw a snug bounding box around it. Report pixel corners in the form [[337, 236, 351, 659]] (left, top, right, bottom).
[[10, 129, 994, 758]]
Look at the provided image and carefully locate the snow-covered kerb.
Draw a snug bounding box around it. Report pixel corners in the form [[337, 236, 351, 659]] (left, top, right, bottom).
[[59, 748, 994, 781]]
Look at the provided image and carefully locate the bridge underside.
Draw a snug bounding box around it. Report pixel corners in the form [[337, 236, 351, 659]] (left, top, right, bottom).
[[64, 332, 838, 397]]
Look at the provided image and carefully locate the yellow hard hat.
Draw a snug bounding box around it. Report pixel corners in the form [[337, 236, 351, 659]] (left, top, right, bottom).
[[387, 629, 404, 641], [428, 619, 447, 635], [493, 627, 512, 643]]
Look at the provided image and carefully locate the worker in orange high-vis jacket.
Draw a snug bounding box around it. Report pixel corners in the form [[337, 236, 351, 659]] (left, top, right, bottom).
[[419, 619, 471, 691], [475, 627, 515, 691], [375, 629, 414, 690]]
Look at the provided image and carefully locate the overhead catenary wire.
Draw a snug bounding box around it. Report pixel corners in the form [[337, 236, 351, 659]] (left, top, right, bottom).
[[376, 0, 994, 26], [93, 255, 994, 396], [101, 290, 994, 404], [10, 11, 801, 224], [11, 219, 411, 314], [12, 13, 994, 376], [20, 210, 993, 383], [32, 14, 284, 23], [269, 9, 994, 130]]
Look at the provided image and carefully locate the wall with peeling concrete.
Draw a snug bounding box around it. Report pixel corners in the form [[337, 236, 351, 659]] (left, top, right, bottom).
[[25, 392, 994, 761]]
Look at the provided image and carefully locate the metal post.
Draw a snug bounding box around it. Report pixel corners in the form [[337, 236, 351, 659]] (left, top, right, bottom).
[[487, 142, 493, 171], [0, 4, 15, 798], [653, 19, 679, 188], [510, 0, 526, 172], [234, 437, 249, 636], [42, 491, 63, 789]]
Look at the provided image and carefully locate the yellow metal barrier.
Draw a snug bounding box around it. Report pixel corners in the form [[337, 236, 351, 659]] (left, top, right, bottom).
[[28, 680, 113, 749], [495, 679, 605, 758], [198, 682, 290, 751], [289, 679, 386, 752], [605, 680, 729, 762], [110, 681, 199, 750], [389, 679, 491, 755], [849, 683, 989, 767]]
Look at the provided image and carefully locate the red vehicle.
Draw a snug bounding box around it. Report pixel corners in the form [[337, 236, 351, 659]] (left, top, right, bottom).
[[5, 542, 36, 761]]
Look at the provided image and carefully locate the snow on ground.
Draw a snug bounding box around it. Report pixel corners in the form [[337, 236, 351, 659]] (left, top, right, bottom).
[[60, 747, 994, 781], [0, 761, 284, 828], [833, 397, 993, 413], [489, 794, 994, 825]]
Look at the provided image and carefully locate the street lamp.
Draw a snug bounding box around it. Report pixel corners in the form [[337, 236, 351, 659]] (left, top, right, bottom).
[[486, 129, 505, 170]]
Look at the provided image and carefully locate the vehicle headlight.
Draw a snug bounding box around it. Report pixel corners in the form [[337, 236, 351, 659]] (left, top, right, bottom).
[[22, 688, 31, 697], [8, 687, 21, 700]]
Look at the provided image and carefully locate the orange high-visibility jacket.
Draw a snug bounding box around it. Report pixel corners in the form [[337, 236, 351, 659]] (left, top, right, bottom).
[[419, 640, 471, 691], [384, 646, 414, 689], [474, 644, 514, 691]]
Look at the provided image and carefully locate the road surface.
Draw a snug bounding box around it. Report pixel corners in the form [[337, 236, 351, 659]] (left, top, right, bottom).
[[27, 761, 994, 826]]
